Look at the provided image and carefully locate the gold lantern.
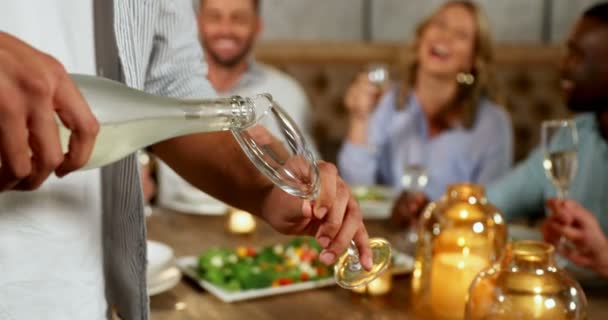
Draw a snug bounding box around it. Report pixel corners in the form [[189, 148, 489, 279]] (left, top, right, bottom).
[[412, 183, 507, 320], [466, 241, 588, 320]]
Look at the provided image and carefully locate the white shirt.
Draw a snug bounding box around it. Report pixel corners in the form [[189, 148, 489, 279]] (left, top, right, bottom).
[[0, 1, 106, 319], [158, 61, 314, 211]]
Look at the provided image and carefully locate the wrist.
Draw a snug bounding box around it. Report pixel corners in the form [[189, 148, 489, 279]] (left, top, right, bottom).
[[347, 118, 370, 145]]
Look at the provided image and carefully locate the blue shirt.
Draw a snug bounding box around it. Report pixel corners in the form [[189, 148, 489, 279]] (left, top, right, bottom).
[[488, 113, 608, 233], [338, 88, 513, 199]]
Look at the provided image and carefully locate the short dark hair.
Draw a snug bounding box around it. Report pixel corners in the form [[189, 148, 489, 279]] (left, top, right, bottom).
[[584, 2, 608, 24], [199, 0, 261, 14]]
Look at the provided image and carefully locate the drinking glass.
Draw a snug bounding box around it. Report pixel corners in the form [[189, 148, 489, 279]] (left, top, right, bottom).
[[401, 164, 428, 253], [231, 94, 392, 289], [541, 120, 578, 199], [367, 63, 390, 89], [541, 119, 578, 257]]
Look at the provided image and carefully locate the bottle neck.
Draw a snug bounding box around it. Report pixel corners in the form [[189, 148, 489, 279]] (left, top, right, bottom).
[[179, 96, 256, 130]]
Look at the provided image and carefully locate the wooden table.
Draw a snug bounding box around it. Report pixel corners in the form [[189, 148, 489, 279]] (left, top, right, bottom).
[[147, 208, 608, 320]]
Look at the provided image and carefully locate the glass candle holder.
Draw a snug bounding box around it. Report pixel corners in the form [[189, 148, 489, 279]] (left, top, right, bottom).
[[412, 183, 507, 320], [226, 208, 257, 235], [466, 240, 588, 320]]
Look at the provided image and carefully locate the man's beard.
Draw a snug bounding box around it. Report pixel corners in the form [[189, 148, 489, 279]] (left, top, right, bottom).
[[567, 94, 608, 113], [203, 37, 255, 69]]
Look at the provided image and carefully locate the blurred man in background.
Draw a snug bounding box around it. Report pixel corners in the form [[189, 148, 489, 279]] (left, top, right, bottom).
[[487, 2, 608, 279], [157, 0, 315, 211]]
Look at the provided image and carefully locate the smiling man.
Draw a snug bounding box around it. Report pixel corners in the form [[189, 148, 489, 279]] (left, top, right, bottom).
[[487, 2, 608, 279], [157, 0, 316, 207]]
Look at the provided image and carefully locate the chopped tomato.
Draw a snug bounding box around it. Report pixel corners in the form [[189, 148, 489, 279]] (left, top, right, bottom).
[[316, 267, 327, 277], [300, 273, 310, 282], [300, 250, 316, 263]]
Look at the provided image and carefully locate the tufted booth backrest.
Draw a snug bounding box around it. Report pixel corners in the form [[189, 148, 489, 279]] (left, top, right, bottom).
[[255, 42, 569, 165]]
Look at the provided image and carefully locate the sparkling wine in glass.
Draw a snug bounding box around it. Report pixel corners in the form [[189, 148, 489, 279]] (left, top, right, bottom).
[[401, 164, 428, 252], [367, 63, 390, 89], [541, 120, 578, 258], [230, 94, 392, 289], [541, 120, 578, 199]]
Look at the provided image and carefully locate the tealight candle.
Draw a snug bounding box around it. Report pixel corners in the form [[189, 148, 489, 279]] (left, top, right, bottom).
[[430, 252, 488, 319], [226, 208, 256, 234], [352, 269, 392, 296]]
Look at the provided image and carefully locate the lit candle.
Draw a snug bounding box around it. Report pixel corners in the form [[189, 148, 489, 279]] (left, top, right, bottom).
[[352, 270, 392, 296], [226, 209, 257, 234], [430, 252, 488, 319]]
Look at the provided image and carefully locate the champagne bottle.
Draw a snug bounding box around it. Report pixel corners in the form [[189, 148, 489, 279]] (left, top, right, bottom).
[[60, 74, 262, 170]]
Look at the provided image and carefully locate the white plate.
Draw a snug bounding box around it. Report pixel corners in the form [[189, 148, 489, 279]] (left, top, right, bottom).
[[147, 266, 182, 296], [351, 185, 398, 219], [176, 256, 335, 303], [147, 240, 175, 279], [176, 251, 414, 303]]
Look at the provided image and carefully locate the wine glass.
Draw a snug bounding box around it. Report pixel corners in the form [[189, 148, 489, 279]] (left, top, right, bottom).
[[367, 63, 390, 89], [231, 94, 392, 289], [541, 120, 578, 259], [401, 164, 428, 253], [541, 120, 578, 199]]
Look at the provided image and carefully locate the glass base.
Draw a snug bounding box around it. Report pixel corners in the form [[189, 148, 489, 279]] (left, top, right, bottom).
[[334, 238, 392, 289]]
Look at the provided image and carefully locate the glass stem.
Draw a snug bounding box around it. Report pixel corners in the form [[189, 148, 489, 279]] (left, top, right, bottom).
[[347, 240, 362, 272], [557, 187, 568, 200]]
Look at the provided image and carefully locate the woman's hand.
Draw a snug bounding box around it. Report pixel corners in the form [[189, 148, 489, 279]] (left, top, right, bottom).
[[343, 73, 383, 145], [344, 73, 382, 122]]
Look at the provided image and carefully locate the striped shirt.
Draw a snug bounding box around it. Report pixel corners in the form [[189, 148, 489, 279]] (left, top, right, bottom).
[[99, 1, 216, 319]]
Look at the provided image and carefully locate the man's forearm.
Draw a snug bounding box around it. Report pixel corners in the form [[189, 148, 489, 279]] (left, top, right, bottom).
[[150, 131, 279, 216]]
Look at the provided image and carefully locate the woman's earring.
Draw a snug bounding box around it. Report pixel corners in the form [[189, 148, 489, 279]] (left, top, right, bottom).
[[456, 72, 475, 85]]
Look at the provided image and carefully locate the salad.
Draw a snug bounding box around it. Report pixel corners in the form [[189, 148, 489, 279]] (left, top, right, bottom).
[[352, 185, 390, 202], [197, 237, 333, 292]]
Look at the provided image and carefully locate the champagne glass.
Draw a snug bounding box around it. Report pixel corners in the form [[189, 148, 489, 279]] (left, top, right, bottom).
[[541, 120, 578, 258], [401, 164, 428, 253], [367, 63, 390, 89], [231, 94, 392, 289], [541, 120, 578, 199]]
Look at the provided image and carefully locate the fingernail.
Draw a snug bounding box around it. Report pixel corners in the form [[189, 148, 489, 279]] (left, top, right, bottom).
[[318, 236, 331, 248], [320, 251, 336, 265], [315, 207, 328, 219], [365, 255, 373, 270]]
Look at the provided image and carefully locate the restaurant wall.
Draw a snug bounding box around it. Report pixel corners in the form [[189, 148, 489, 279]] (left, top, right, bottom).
[[260, 0, 607, 43]]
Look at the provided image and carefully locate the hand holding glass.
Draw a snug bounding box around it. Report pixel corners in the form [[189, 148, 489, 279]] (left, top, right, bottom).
[[541, 119, 578, 255], [233, 97, 392, 289]]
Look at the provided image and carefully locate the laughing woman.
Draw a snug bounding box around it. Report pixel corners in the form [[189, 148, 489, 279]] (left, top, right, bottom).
[[338, 1, 513, 224]]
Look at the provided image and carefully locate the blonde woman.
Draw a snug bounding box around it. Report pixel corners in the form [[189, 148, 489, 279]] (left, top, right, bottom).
[[338, 1, 512, 224]]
